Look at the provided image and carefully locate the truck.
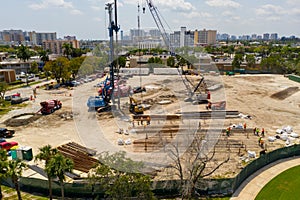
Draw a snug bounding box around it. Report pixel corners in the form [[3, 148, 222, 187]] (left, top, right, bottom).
[[39, 100, 62, 115], [5, 93, 30, 105]]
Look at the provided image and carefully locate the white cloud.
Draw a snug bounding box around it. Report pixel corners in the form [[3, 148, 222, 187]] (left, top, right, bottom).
[[291, 8, 300, 15], [221, 11, 240, 21], [29, 0, 82, 15], [182, 11, 212, 19], [123, 0, 195, 12], [205, 0, 240, 8], [287, 0, 299, 5], [255, 4, 286, 16]]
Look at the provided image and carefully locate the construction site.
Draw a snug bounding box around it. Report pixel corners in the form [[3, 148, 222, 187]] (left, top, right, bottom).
[[1, 72, 300, 181], [1, 1, 300, 198]]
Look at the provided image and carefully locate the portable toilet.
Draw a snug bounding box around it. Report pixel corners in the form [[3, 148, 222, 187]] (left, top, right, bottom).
[[16, 148, 23, 160], [22, 146, 33, 161], [10, 146, 19, 160]]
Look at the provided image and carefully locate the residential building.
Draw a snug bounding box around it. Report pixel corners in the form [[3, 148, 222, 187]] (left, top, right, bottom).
[[42, 39, 80, 55], [0, 59, 32, 75], [0, 69, 16, 83], [196, 29, 217, 46]]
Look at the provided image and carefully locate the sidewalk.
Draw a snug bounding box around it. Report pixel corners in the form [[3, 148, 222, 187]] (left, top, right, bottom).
[[231, 156, 300, 200]]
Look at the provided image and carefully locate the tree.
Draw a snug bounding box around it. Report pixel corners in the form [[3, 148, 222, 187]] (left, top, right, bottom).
[[88, 151, 154, 199], [0, 82, 8, 100], [17, 45, 31, 86], [167, 56, 175, 67], [0, 149, 8, 199], [62, 43, 73, 59], [30, 61, 39, 74], [16, 45, 30, 62], [46, 153, 74, 200], [35, 145, 58, 200], [168, 134, 230, 199], [43, 57, 70, 83], [39, 50, 49, 64], [232, 53, 244, 70], [69, 56, 85, 79], [7, 159, 27, 200], [245, 54, 256, 69]]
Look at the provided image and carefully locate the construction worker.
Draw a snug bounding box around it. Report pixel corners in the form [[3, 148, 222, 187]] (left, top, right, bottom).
[[258, 136, 262, 145], [226, 127, 231, 137], [261, 128, 265, 137], [243, 123, 247, 132], [256, 128, 260, 136], [253, 127, 256, 135], [147, 116, 151, 125]]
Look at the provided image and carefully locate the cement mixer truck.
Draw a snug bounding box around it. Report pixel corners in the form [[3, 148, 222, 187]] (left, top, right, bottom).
[[39, 100, 62, 115]]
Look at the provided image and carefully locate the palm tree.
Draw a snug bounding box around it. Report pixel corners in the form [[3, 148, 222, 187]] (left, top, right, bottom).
[[46, 153, 73, 200], [17, 44, 31, 86], [62, 43, 73, 59], [34, 145, 58, 200], [16, 45, 30, 62], [0, 149, 8, 199], [39, 50, 49, 64], [7, 159, 26, 200]]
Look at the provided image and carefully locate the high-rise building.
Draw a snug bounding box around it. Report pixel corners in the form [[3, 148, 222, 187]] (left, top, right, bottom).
[[170, 31, 180, 48], [263, 33, 270, 40], [196, 29, 217, 45], [1, 30, 24, 43], [180, 27, 186, 47], [270, 33, 278, 40], [149, 29, 160, 38]]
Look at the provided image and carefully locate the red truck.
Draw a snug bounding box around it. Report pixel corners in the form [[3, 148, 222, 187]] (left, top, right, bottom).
[[39, 100, 62, 115]]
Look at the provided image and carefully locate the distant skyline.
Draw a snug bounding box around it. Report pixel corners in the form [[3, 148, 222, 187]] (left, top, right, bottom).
[[1, 0, 299, 40]]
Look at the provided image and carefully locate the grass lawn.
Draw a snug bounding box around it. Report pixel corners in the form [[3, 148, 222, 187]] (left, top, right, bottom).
[[255, 165, 300, 200]]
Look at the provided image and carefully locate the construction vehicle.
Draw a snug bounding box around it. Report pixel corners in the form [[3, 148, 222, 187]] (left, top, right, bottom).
[[129, 96, 145, 114], [206, 101, 226, 110], [184, 76, 211, 104], [87, 3, 119, 112], [144, 1, 211, 104], [39, 99, 62, 115]]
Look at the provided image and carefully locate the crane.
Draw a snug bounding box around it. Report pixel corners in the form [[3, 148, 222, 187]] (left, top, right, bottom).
[[87, 2, 119, 112], [144, 0, 210, 104]]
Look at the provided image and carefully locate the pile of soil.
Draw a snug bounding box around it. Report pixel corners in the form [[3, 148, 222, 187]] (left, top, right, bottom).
[[4, 113, 41, 127], [270, 87, 299, 100]]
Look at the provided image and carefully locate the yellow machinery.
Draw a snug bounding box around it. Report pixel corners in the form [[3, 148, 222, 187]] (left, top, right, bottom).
[[129, 96, 145, 114]]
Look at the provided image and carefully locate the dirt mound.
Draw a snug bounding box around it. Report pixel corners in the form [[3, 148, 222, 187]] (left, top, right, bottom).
[[4, 113, 41, 127], [270, 87, 299, 100]]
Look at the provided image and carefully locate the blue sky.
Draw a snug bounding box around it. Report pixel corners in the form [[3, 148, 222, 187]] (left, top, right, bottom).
[[1, 0, 299, 40]]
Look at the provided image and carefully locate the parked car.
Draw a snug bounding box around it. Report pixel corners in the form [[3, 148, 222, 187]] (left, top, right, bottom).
[[0, 128, 15, 138], [0, 141, 18, 151]]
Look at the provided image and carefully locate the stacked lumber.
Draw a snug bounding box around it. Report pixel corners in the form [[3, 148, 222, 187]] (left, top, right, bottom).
[[57, 142, 98, 173]]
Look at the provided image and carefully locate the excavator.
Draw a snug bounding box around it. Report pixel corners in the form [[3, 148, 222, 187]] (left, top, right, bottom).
[[129, 96, 145, 114]]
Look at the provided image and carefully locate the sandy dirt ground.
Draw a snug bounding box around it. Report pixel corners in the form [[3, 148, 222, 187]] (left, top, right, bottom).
[[1, 74, 299, 178]]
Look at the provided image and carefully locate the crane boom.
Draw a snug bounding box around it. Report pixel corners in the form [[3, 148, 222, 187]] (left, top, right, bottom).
[[145, 0, 171, 51]]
